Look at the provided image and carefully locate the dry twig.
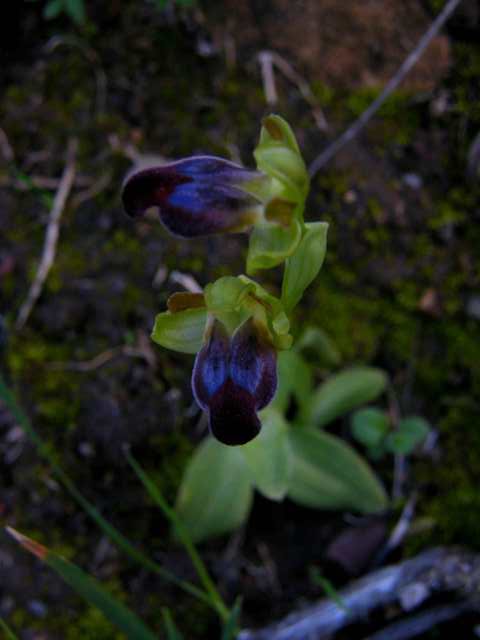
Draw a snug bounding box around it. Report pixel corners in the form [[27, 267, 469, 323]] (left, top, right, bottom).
[[239, 547, 480, 640], [258, 50, 328, 131], [15, 140, 78, 331], [48, 332, 157, 372], [365, 602, 470, 640], [0, 128, 14, 162], [309, 0, 463, 177]]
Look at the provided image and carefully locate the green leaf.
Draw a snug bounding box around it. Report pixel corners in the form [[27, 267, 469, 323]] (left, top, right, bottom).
[[65, 0, 86, 24], [246, 219, 302, 273], [0, 617, 19, 640], [175, 438, 253, 543], [126, 451, 228, 621], [302, 367, 388, 428], [287, 428, 388, 512], [0, 376, 208, 607], [221, 598, 242, 640], [162, 608, 184, 640], [151, 307, 207, 354], [272, 350, 313, 413], [385, 416, 430, 455], [240, 409, 292, 500], [6, 528, 158, 640], [44, 0, 63, 19], [254, 115, 309, 202], [282, 222, 328, 312], [295, 326, 341, 368], [351, 408, 390, 448]]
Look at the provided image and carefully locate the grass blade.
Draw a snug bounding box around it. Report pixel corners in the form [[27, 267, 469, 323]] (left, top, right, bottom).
[[6, 528, 158, 640], [0, 617, 20, 640], [126, 450, 229, 622], [309, 568, 350, 613], [221, 597, 242, 640], [161, 608, 184, 640], [0, 376, 209, 607]]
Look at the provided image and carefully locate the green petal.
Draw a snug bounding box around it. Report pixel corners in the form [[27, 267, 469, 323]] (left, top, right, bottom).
[[282, 222, 328, 312], [151, 308, 207, 354], [175, 438, 253, 543], [246, 219, 302, 273]]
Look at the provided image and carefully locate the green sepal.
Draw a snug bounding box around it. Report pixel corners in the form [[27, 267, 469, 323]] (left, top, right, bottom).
[[246, 219, 302, 273], [151, 307, 207, 354], [204, 276, 254, 312], [204, 276, 254, 334], [238, 275, 292, 350], [282, 222, 328, 312], [240, 408, 292, 501], [254, 115, 309, 202]]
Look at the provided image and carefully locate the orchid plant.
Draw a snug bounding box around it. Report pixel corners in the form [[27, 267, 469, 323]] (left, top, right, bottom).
[[123, 115, 327, 445], [122, 115, 387, 542]]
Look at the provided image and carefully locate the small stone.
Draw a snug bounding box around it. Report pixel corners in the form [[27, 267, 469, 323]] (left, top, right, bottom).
[[344, 190, 357, 204], [78, 441, 95, 458], [402, 173, 423, 190], [419, 288, 441, 317], [28, 600, 47, 618], [466, 295, 480, 320]]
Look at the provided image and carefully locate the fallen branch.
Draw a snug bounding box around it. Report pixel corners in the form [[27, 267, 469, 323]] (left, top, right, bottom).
[[15, 139, 78, 330], [365, 602, 470, 640], [308, 0, 463, 177], [238, 547, 480, 640]]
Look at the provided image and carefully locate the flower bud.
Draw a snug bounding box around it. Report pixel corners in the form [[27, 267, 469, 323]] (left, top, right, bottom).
[[122, 156, 266, 237]]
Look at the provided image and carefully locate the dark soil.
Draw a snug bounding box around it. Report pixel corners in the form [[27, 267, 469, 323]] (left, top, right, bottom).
[[1, 1, 480, 638]]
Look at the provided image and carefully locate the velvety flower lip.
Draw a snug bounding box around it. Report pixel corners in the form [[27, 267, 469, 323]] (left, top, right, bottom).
[[192, 317, 277, 446], [122, 156, 265, 238]]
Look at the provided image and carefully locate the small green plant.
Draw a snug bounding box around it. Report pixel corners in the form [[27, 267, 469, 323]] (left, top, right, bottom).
[[351, 408, 430, 459], [34, 0, 87, 26], [120, 114, 390, 542]]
